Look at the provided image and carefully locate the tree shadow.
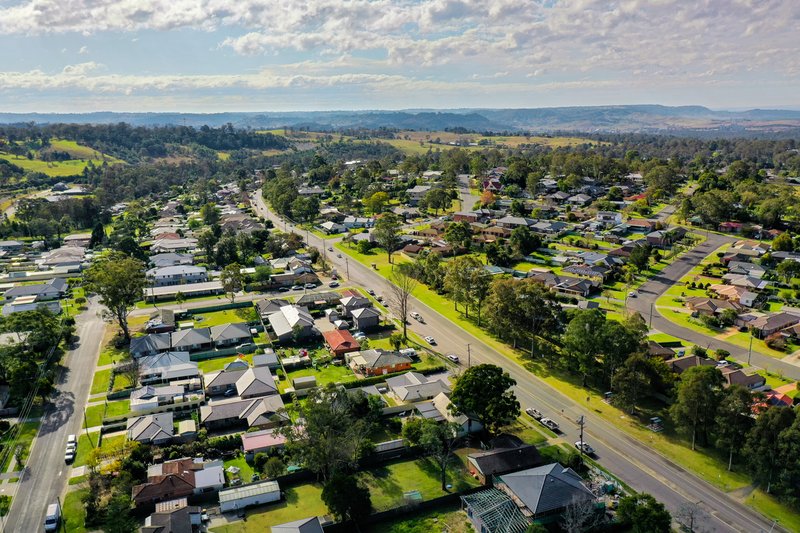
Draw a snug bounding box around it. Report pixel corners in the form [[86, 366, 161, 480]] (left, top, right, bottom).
[[39, 390, 75, 437]]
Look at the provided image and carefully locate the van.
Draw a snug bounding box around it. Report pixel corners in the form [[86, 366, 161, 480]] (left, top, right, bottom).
[[44, 502, 61, 532], [67, 434, 77, 445]]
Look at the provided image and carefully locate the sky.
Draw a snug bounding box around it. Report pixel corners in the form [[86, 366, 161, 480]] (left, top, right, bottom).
[[0, 0, 798, 113]]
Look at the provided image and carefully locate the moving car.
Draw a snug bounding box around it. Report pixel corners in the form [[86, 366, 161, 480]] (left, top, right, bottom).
[[328, 281, 340, 287], [337, 253, 342, 258], [540, 418, 559, 432], [328, 247, 333, 252], [446, 354, 460, 363], [410, 312, 423, 322], [575, 441, 595, 455], [525, 408, 543, 420], [424, 336, 437, 345]]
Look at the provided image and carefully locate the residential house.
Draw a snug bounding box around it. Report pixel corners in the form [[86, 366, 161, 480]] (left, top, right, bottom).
[[530, 220, 568, 237], [146, 265, 208, 287], [563, 264, 610, 282], [296, 291, 341, 310], [648, 341, 675, 359], [567, 193, 592, 206], [127, 413, 174, 445], [199, 395, 288, 431], [204, 366, 277, 399], [132, 458, 225, 506], [130, 385, 188, 412], [149, 253, 194, 268], [139, 352, 200, 385], [646, 227, 686, 248], [719, 222, 744, 233], [318, 221, 346, 234], [322, 329, 361, 357], [2, 296, 61, 316], [467, 440, 542, 485], [63, 232, 92, 248], [347, 349, 413, 377], [664, 355, 717, 374], [625, 218, 658, 233], [596, 211, 623, 226], [386, 372, 450, 403], [131, 328, 213, 358], [723, 274, 769, 291], [267, 305, 316, 342], [0, 241, 23, 252], [210, 323, 252, 348], [219, 480, 281, 513], [37, 246, 85, 270], [496, 216, 535, 229], [728, 261, 766, 279], [2, 278, 67, 303], [528, 271, 597, 298], [710, 284, 760, 307], [685, 297, 743, 317], [461, 463, 595, 532], [547, 191, 570, 204], [720, 367, 766, 390], [256, 298, 292, 319], [340, 295, 372, 317], [141, 499, 202, 533], [351, 307, 381, 330], [481, 225, 512, 241], [241, 427, 287, 455], [749, 312, 800, 338], [151, 238, 198, 254], [297, 185, 325, 196], [342, 216, 374, 229], [454, 211, 480, 223], [410, 392, 483, 435], [406, 185, 432, 205], [271, 517, 325, 533]]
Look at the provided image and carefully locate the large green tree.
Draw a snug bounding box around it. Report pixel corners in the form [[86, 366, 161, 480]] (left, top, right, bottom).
[[219, 263, 243, 303], [373, 213, 402, 264], [744, 405, 796, 493], [715, 385, 757, 471], [84, 252, 146, 342], [669, 365, 724, 450], [617, 493, 671, 533], [449, 364, 519, 435], [321, 473, 372, 522]]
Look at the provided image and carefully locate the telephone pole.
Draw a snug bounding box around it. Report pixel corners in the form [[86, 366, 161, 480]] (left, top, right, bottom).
[[466, 343, 471, 368], [577, 415, 585, 464]]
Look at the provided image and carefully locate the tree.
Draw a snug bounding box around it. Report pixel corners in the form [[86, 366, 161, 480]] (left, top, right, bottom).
[[420, 420, 462, 490], [669, 365, 724, 450], [321, 473, 372, 522], [174, 292, 185, 308], [279, 385, 374, 481], [563, 309, 607, 387], [220, 263, 243, 302], [388, 332, 403, 351], [119, 358, 140, 389], [629, 243, 652, 271], [617, 493, 671, 533], [449, 364, 519, 435], [200, 202, 220, 225], [84, 253, 146, 342], [612, 354, 665, 413], [423, 188, 452, 214], [363, 191, 389, 214], [197, 229, 218, 260], [263, 457, 285, 479], [104, 493, 137, 533], [509, 226, 541, 257], [776, 260, 800, 284], [675, 501, 705, 533], [389, 267, 418, 339], [561, 497, 601, 533], [373, 214, 402, 264], [715, 385, 756, 471], [771, 232, 794, 252], [443, 221, 472, 250], [744, 405, 796, 493], [89, 221, 105, 248]]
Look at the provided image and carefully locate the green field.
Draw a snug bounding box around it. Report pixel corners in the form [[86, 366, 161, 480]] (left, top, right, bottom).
[[211, 483, 328, 533], [0, 419, 40, 472], [90, 368, 112, 395], [62, 488, 89, 533], [0, 154, 96, 177]]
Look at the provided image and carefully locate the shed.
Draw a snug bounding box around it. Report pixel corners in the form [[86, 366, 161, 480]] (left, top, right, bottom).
[[218, 480, 281, 513], [293, 376, 317, 390]]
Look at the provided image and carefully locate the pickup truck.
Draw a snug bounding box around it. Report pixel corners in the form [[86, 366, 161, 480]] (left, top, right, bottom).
[[540, 418, 560, 432]]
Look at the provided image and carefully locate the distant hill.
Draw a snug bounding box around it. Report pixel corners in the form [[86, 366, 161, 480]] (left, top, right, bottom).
[[2, 105, 800, 135]]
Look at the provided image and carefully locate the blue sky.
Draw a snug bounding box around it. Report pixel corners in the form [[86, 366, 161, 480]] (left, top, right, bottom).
[[0, 0, 798, 112]]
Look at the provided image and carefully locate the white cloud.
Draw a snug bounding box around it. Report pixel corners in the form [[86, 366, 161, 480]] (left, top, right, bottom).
[[78, 45, 88, 54]]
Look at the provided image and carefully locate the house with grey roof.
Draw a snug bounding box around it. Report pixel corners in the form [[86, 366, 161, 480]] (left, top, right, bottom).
[[209, 323, 252, 348], [406, 185, 432, 205], [271, 517, 324, 533], [139, 352, 200, 385], [204, 366, 276, 399], [296, 291, 341, 310], [256, 298, 292, 319], [267, 305, 316, 342], [127, 412, 174, 445], [340, 295, 372, 317], [3, 278, 67, 303], [351, 307, 381, 330], [199, 395, 288, 431], [148, 253, 194, 268], [386, 372, 450, 403], [461, 463, 595, 533], [146, 265, 208, 287]]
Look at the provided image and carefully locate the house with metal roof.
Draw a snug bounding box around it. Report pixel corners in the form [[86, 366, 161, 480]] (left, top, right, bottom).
[[127, 413, 174, 445]]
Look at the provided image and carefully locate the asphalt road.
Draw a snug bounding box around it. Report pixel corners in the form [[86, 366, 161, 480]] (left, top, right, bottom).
[[252, 192, 782, 532], [4, 297, 106, 532], [628, 232, 800, 381], [458, 174, 480, 211]]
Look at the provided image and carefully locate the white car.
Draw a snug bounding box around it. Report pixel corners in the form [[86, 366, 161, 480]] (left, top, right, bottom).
[[628, 291, 637, 298], [410, 312, 423, 321], [424, 336, 437, 345], [575, 441, 595, 455], [446, 354, 460, 363]]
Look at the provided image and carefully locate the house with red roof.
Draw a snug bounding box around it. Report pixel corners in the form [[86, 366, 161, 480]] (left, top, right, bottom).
[[322, 329, 361, 357]]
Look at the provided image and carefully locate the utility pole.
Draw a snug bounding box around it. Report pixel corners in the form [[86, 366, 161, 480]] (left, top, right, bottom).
[[57, 495, 66, 533], [466, 343, 471, 368], [748, 330, 754, 365], [345, 258, 350, 280], [577, 415, 585, 464], [648, 301, 654, 329], [83, 408, 94, 448]]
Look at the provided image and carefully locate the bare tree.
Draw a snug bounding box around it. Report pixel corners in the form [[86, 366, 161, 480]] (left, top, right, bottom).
[[561, 497, 601, 533], [389, 268, 418, 339], [676, 501, 705, 533], [119, 358, 140, 389]]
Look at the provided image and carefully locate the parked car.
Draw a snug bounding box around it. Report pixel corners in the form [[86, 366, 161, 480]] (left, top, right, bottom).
[[575, 441, 595, 455], [627, 291, 637, 298], [525, 408, 543, 420], [329, 281, 340, 287], [235, 343, 254, 351], [367, 289, 375, 295], [540, 418, 559, 432], [446, 354, 460, 363], [424, 336, 437, 345], [277, 286, 290, 292], [337, 253, 342, 258], [328, 247, 333, 252], [376, 295, 384, 302], [224, 388, 237, 397], [716, 360, 730, 368], [44, 503, 61, 532], [304, 283, 317, 289], [291, 285, 303, 290], [64, 450, 75, 464]]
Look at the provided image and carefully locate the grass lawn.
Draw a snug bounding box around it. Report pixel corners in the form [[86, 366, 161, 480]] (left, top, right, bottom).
[[499, 417, 548, 445], [363, 502, 472, 533], [62, 488, 89, 533], [97, 343, 127, 367], [648, 332, 685, 345], [0, 152, 105, 177], [210, 483, 328, 533], [83, 404, 105, 428], [85, 399, 131, 426], [223, 454, 255, 484], [193, 308, 253, 327], [748, 489, 800, 532], [198, 353, 254, 373], [73, 432, 100, 468], [135, 293, 226, 309], [0, 419, 39, 472], [724, 331, 796, 359], [90, 368, 112, 395], [360, 455, 480, 512], [282, 364, 357, 392]]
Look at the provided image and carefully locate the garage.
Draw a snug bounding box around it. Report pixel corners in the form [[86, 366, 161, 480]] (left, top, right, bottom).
[[219, 480, 281, 513]]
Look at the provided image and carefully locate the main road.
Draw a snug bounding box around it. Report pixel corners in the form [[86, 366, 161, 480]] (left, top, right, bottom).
[[4, 297, 106, 532], [252, 191, 782, 532]]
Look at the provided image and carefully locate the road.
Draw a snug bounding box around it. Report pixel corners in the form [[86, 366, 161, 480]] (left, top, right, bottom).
[[627, 232, 800, 380], [458, 174, 480, 211], [252, 191, 782, 532], [4, 297, 106, 532]]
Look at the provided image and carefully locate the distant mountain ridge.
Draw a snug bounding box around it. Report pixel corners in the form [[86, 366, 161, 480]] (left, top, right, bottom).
[[1, 105, 799, 134]]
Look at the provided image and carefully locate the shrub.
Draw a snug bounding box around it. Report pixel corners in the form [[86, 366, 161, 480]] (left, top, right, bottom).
[[691, 345, 707, 357], [765, 333, 787, 352]]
